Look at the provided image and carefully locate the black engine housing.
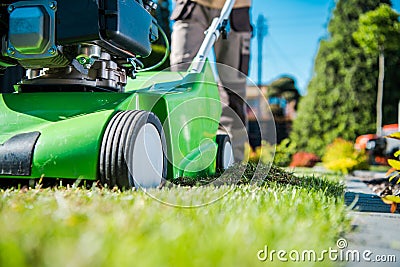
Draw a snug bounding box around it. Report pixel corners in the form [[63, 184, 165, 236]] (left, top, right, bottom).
[[0, 0, 157, 69], [57, 0, 155, 57]]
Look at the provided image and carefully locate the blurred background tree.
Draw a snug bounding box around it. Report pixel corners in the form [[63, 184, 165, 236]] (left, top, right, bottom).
[[290, 0, 400, 156], [353, 4, 400, 136]]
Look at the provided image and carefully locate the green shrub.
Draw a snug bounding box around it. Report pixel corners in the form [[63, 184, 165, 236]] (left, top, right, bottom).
[[273, 138, 297, 167], [244, 138, 299, 168], [244, 141, 274, 164], [322, 138, 369, 173]]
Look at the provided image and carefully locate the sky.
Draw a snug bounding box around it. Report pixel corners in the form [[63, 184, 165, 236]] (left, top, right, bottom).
[[249, 0, 400, 94]]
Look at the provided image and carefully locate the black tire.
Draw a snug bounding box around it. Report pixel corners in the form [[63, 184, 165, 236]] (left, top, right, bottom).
[[99, 110, 167, 189], [216, 134, 234, 170]]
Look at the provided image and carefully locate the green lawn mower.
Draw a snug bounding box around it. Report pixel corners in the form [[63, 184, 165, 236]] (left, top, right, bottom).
[[0, 0, 236, 189]]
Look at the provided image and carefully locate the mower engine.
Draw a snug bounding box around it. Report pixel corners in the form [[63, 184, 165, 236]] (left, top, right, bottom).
[[0, 0, 158, 91]]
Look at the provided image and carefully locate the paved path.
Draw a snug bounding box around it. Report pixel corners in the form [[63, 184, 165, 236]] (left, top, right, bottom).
[[344, 171, 400, 266]]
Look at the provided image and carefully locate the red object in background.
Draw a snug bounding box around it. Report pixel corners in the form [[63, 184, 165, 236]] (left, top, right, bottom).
[[290, 152, 320, 168], [374, 156, 388, 165], [382, 124, 399, 135], [354, 124, 399, 166], [355, 134, 378, 150], [355, 124, 398, 151]]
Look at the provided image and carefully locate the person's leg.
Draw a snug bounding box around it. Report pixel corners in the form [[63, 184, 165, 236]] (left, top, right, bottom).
[[170, 2, 218, 71], [214, 7, 252, 162], [170, 4, 251, 161]]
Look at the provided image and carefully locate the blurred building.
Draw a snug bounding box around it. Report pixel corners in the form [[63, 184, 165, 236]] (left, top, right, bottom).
[[246, 76, 300, 149], [246, 84, 270, 149]]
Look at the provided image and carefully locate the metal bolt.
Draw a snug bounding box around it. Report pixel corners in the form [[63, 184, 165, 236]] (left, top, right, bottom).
[[48, 47, 57, 55], [7, 47, 15, 55], [7, 5, 14, 13], [144, 1, 157, 12], [49, 1, 57, 10], [149, 1, 158, 10]]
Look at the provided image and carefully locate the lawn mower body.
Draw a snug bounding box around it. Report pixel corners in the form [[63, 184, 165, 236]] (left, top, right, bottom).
[[0, 68, 220, 181], [0, 0, 234, 186]]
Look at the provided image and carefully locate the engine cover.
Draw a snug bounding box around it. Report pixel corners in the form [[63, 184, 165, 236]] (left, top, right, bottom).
[[0, 0, 156, 68], [7, 1, 56, 58], [4, 0, 68, 68], [56, 0, 155, 57]]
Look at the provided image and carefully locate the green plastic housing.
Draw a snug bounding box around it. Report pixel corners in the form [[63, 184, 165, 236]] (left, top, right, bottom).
[[0, 64, 221, 181]]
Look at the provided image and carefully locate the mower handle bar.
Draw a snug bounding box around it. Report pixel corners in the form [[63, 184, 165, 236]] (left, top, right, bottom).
[[188, 0, 236, 74]]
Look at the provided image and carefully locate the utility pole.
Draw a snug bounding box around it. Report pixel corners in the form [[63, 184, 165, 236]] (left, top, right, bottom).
[[255, 15, 268, 144], [257, 15, 268, 87]]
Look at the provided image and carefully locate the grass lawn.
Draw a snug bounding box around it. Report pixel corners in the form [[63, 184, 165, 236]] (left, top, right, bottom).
[[0, 165, 349, 267]]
